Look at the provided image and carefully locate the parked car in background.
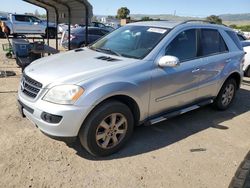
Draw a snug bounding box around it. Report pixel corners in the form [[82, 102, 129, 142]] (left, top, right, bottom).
[[237, 33, 250, 77], [3, 14, 57, 38], [61, 27, 110, 49], [58, 22, 115, 34], [18, 21, 244, 156], [58, 23, 68, 33], [0, 16, 8, 21]]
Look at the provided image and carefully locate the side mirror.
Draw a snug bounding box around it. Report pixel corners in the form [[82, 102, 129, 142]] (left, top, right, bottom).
[[158, 55, 180, 68]]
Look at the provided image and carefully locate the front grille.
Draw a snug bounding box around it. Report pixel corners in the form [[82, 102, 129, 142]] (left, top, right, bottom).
[[21, 74, 43, 99]]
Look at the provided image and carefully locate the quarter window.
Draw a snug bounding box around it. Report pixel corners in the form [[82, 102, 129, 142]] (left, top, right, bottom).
[[200, 29, 228, 57], [226, 31, 243, 50], [165, 29, 197, 62]]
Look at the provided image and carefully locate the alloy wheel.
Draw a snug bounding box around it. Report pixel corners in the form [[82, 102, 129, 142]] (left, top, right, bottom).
[[95, 113, 128, 149]]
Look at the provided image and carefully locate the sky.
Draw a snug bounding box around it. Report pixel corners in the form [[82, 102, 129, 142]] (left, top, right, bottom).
[[1, 0, 250, 17]]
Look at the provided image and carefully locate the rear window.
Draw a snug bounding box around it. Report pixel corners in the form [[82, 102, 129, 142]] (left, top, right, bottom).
[[200, 29, 228, 57], [226, 31, 243, 50]]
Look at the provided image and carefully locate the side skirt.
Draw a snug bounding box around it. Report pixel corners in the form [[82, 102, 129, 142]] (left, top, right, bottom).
[[144, 98, 214, 126]]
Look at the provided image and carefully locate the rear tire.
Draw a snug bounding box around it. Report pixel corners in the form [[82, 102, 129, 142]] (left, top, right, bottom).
[[213, 79, 237, 110], [79, 100, 134, 157]]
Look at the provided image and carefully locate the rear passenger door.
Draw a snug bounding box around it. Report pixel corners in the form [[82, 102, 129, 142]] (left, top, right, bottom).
[[196, 29, 230, 99]]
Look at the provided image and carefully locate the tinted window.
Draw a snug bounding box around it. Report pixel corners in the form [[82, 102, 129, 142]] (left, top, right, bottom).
[[95, 29, 106, 36], [15, 15, 30, 22], [101, 29, 109, 35], [226, 31, 243, 50], [165, 29, 197, 62], [89, 29, 103, 35], [200, 29, 228, 56]]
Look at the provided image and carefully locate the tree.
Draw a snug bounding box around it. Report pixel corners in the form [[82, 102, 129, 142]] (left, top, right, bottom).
[[206, 15, 222, 24], [117, 7, 130, 19], [141, 17, 153, 21], [34, 9, 40, 17], [229, 24, 237, 29]]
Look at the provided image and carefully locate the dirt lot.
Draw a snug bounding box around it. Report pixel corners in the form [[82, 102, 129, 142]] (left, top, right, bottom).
[[0, 38, 250, 188]]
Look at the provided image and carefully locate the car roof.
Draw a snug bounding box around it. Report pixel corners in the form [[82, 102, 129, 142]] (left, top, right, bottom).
[[127, 20, 230, 30], [127, 21, 182, 28]]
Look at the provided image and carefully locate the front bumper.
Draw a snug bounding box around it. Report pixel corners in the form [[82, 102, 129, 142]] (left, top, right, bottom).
[[18, 90, 91, 139]]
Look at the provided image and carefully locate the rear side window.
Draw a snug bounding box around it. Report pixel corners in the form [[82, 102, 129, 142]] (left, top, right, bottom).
[[15, 15, 29, 22], [226, 31, 243, 50], [200, 29, 228, 57], [165, 29, 197, 62], [237, 34, 246, 41], [89, 29, 103, 35], [101, 29, 109, 35]]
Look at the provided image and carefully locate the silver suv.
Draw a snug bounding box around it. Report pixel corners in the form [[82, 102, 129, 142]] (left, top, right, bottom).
[[18, 21, 245, 156]]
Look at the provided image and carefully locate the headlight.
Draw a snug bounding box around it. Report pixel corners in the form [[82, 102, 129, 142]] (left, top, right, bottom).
[[43, 85, 84, 105]]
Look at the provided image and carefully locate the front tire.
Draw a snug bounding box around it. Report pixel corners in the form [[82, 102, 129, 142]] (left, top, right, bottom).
[[79, 100, 134, 157], [214, 79, 237, 110]]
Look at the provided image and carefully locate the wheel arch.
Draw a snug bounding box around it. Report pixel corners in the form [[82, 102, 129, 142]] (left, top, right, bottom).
[[226, 72, 242, 90], [83, 94, 141, 128], [102, 95, 141, 126]]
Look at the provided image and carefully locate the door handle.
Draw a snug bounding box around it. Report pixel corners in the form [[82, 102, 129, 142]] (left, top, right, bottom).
[[226, 59, 232, 63], [192, 68, 200, 73]]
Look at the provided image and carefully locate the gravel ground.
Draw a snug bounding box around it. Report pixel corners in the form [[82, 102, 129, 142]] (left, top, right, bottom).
[[0, 38, 250, 188]]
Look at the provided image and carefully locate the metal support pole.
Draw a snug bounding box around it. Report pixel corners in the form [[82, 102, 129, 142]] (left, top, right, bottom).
[[55, 9, 59, 50], [50, 0, 71, 50], [68, 9, 71, 50], [75, 0, 90, 47], [46, 9, 49, 46], [85, 8, 88, 46]]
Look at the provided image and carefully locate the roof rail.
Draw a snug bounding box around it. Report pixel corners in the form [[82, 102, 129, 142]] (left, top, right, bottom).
[[180, 20, 216, 25]]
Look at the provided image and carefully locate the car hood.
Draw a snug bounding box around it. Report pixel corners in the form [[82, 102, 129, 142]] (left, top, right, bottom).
[[24, 48, 136, 88]]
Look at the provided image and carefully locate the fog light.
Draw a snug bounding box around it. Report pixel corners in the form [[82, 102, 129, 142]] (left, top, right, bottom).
[[41, 112, 62, 124]]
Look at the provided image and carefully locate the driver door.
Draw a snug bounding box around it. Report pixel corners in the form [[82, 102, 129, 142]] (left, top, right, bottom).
[[149, 29, 204, 116]]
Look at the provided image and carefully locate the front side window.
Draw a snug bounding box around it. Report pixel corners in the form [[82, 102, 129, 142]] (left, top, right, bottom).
[[165, 29, 197, 62], [200, 29, 228, 57], [91, 25, 169, 59]]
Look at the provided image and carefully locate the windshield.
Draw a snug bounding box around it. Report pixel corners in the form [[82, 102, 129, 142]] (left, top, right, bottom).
[[91, 25, 169, 59]]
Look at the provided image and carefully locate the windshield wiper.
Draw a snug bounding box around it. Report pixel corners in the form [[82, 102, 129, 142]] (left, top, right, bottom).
[[95, 47, 122, 57]]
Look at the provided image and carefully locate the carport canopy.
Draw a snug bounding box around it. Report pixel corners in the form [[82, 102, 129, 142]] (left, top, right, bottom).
[[23, 0, 93, 50]]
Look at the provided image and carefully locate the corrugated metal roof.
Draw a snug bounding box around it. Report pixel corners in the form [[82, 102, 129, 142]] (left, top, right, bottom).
[[23, 0, 93, 24]]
